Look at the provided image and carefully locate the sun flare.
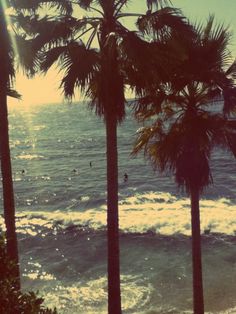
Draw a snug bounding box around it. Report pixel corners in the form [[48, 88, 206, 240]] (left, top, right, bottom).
[[2, 0, 18, 57]]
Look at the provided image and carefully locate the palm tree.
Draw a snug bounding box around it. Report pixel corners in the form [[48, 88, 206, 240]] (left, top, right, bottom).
[[18, 1, 191, 312], [0, 0, 59, 290], [0, 0, 76, 291], [132, 17, 236, 314], [0, 0, 21, 289]]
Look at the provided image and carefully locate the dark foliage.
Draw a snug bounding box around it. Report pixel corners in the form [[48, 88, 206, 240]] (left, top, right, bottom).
[[0, 235, 57, 314]]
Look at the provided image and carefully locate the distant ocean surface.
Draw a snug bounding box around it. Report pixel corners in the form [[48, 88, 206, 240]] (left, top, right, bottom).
[[1, 102, 236, 313]]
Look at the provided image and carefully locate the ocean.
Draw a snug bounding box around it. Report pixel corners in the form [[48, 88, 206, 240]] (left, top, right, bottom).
[[1, 102, 236, 313]]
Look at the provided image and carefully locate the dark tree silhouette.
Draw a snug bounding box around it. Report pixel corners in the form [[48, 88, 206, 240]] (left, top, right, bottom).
[[0, 0, 20, 289], [0, 0, 60, 291], [133, 17, 236, 314], [18, 0, 191, 312]]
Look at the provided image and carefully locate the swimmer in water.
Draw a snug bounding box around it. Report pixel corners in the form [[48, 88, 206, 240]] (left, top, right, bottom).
[[124, 173, 128, 182], [90, 161, 92, 168], [22, 169, 25, 175]]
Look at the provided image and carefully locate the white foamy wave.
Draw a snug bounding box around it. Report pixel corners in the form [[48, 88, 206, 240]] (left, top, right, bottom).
[[24, 271, 56, 281], [16, 154, 45, 160], [10, 139, 21, 148], [138, 309, 236, 314], [216, 307, 236, 314], [42, 275, 152, 314], [23, 260, 56, 282], [16, 214, 54, 236], [80, 196, 90, 202], [31, 125, 46, 131], [1, 192, 236, 236]]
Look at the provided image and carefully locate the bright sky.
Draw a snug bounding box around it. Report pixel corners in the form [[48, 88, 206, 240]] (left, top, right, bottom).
[[9, 0, 236, 108]]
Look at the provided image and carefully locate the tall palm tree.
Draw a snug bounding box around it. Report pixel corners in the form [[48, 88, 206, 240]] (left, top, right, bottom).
[[0, 0, 65, 290], [0, 0, 21, 289], [18, 1, 191, 312], [0, 0, 76, 291], [132, 17, 236, 314]]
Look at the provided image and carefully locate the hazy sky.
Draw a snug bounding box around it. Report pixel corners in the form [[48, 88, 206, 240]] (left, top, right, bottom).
[[9, 0, 236, 107]]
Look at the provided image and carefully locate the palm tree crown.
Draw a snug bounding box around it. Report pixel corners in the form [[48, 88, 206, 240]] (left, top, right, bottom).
[[14, 0, 191, 112], [133, 17, 236, 192]]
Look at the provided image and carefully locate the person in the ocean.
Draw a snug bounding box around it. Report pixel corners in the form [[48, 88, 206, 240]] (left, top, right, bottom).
[[22, 169, 25, 175], [90, 161, 92, 168], [124, 173, 128, 182]]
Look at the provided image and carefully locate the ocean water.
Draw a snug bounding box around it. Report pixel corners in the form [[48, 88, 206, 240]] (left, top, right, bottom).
[[1, 102, 236, 313]]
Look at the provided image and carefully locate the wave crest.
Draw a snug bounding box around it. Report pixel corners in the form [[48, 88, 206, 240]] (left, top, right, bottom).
[[1, 192, 236, 237]]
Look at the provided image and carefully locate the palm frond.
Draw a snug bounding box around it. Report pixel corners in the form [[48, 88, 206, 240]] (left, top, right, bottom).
[[7, 88, 21, 99], [59, 42, 99, 98], [202, 15, 215, 41], [137, 7, 192, 41], [10, 0, 73, 15], [134, 93, 166, 120], [119, 28, 172, 94], [200, 16, 231, 68], [146, 0, 172, 11], [225, 59, 236, 79], [41, 45, 68, 72], [0, 4, 16, 84], [224, 121, 236, 156], [77, 0, 95, 10], [15, 35, 42, 76], [27, 15, 77, 48], [132, 121, 164, 156], [207, 116, 236, 157], [114, 0, 129, 15], [17, 14, 100, 52], [223, 87, 236, 115]]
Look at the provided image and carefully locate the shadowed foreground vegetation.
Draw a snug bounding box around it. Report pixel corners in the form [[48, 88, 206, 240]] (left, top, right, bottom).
[[0, 235, 57, 314]]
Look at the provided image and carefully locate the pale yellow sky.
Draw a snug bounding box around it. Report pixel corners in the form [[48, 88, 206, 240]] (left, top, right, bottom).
[[8, 0, 236, 108], [10, 70, 63, 106]]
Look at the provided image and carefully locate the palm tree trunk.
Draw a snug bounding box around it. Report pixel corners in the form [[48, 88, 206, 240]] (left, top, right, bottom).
[[0, 87, 20, 290], [106, 112, 122, 314], [190, 187, 204, 314]]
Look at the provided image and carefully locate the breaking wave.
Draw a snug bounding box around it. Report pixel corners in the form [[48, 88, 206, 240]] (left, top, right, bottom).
[[1, 192, 236, 237]]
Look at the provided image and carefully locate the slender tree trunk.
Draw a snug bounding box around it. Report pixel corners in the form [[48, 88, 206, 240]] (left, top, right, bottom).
[[190, 187, 204, 314], [0, 87, 20, 290], [106, 112, 122, 314]]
